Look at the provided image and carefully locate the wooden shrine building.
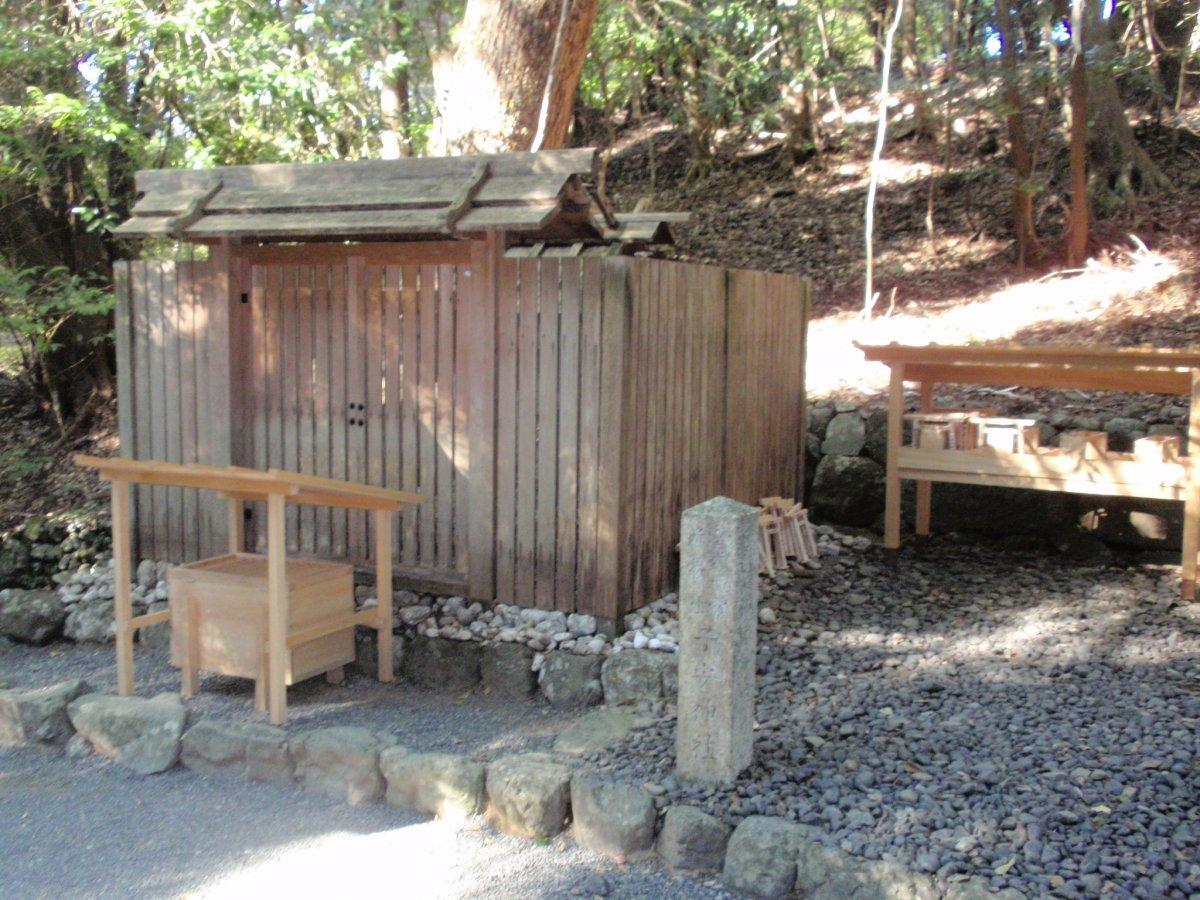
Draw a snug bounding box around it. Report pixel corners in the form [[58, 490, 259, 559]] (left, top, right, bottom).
[[112, 148, 810, 623]]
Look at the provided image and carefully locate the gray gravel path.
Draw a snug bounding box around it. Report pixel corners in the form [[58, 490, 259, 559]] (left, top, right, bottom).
[[586, 532, 1200, 898], [0, 748, 729, 899]]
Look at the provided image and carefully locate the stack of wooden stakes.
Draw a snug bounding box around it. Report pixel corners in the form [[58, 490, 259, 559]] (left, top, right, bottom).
[[757, 497, 819, 576]]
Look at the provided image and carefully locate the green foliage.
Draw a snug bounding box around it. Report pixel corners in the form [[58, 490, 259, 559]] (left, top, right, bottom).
[[0, 264, 113, 422], [581, 0, 875, 160]]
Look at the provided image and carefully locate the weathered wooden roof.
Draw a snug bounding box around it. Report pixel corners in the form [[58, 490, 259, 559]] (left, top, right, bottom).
[[112, 148, 685, 245]]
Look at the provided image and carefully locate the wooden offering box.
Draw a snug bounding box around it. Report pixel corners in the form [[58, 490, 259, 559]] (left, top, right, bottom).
[[168, 554, 354, 687]]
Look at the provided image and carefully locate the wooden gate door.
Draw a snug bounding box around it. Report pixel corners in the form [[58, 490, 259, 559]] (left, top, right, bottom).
[[244, 254, 468, 593]]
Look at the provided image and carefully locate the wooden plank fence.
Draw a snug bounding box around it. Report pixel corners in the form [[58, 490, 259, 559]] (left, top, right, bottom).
[[116, 249, 809, 619]]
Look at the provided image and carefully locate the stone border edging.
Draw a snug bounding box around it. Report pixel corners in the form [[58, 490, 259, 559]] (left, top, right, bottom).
[[2, 680, 1015, 899]]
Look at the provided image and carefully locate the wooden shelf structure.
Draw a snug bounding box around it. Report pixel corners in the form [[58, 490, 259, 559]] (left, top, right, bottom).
[[74, 455, 421, 724], [856, 343, 1200, 599]]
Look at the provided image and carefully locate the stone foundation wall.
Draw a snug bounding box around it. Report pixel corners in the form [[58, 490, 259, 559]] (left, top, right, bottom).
[[805, 398, 1189, 558]]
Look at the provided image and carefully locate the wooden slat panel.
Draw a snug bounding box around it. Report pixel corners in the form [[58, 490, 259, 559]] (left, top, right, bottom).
[[130, 262, 154, 562], [300, 264, 319, 556], [329, 261, 348, 558], [465, 236, 500, 599], [313, 266, 333, 558], [400, 266, 419, 566], [178, 258, 199, 560], [346, 255, 368, 562], [574, 259, 603, 611], [113, 261, 135, 463], [452, 264, 470, 575], [148, 261, 168, 561], [250, 263, 270, 554], [282, 266, 301, 553], [494, 258, 520, 603], [595, 258, 630, 622], [436, 264, 457, 571], [264, 266, 284, 551], [705, 266, 728, 501], [366, 264, 386, 563], [382, 265, 403, 561], [161, 258, 183, 560], [417, 265, 438, 566], [514, 259, 540, 606], [205, 241, 235, 557], [534, 261, 560, 610], [555, 260, 581, 611]]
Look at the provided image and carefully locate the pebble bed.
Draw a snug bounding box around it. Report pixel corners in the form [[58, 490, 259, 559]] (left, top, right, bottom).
[[52, 557, 683, 662], [584, 532, 1200, 899]]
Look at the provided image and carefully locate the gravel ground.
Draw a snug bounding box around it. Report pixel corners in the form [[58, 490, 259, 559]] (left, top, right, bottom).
[[0, 749, 730, 899], [0, 641, 560, 759], [586, 534, 1200, 898]]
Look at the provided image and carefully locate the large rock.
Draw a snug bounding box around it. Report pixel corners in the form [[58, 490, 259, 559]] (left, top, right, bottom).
[[930, 483, 1074, 537], [795, 840, 938, 900], [1104, 416, 1146, 451], [657, 805, 731, 874], [722, 816, 802, 898], [181, 720, 293, 786], [480, 642, 536, 699], [571, 774, 656, 858], [821, 412, 866, 457], [67, 693, 187, 775], [807, 404, 835, 439], [138, 601, 171, 652], [290, 726, 395, 805], [485, 753, 571, 838], [401, 635, 481, 692], [537, 652, 602, 709], [793, 839, 874, 898], [64, 600, 115, 643], [379, 746, 486, 820], [554, 706, 643, 757], [0, 589, 66, 645], [353, 627, 405, 678], [862, 408, 890, 466], [0, 678, 90, 748], [809, 455, 885, 527], [600, 650, 672, 705]]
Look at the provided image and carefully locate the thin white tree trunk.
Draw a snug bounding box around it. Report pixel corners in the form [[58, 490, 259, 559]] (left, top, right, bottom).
[[863, 0, 905, 321]]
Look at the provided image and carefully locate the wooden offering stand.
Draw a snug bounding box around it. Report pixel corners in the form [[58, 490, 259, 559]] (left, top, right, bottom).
[[857, 343, 1200, 600], [75, 456, 420, 724]]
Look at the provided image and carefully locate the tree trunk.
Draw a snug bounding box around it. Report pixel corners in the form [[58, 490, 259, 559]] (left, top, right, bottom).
[[430, 0, 599, 154], [1085, 0, 1167, 199], [943, 0, 965, 66], [380, 0, 412, 159], [1065, 0, 1090, 266], [995, 0, 1042, 268]]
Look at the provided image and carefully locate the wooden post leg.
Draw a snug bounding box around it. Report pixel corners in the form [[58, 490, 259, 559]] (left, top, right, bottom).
[[884, 365, 906, 556], [266, 493, 289, 725], [227, 495, 245, 554], [255, 606, 268, 712], [180, 596, 199, 699], [1183, 370, 1200, 600], [914, 381, 934, 538], [1182, 486, 1199, 600], [111, 479, 135, 696], [375, 508, 395, 683]]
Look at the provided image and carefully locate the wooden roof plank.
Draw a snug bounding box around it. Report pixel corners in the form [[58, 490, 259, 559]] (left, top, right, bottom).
[[74, 454, 422, 510], [134, 149, 597, 195], [857, 342, 1200, 371]]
